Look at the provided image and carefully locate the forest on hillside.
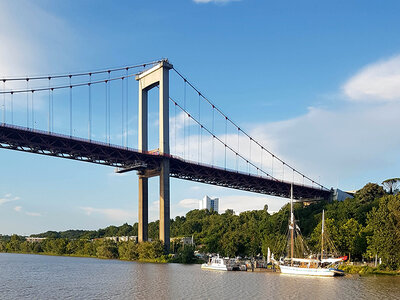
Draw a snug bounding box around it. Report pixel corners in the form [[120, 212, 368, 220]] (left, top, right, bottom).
[[1, 182, 400, 269]]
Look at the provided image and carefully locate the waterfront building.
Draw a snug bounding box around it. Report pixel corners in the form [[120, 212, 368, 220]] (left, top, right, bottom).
[[26, 237, 46, 243], [102, 236, 138, 242], [170, 236, 194, 246], [333, 189, 355, 201], [199, 196, 219, 212]]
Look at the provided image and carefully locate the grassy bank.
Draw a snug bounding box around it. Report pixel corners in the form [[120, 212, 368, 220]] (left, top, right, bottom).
[[0, 250, 200, 264], [339, 264, 400, 276]]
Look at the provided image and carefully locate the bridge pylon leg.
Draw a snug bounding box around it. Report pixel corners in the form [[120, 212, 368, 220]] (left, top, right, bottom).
[[138, 176, 148, 242], [159, 159, 170, 250]]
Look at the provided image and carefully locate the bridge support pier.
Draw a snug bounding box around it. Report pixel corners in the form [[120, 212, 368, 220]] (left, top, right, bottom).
[[138, 176, 148, 243], [136, 60, 172, 251], [159, 159, 170, 249]]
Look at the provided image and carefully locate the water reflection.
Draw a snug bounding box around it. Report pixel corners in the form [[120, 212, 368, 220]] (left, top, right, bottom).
[[1, 253, 399, 300]]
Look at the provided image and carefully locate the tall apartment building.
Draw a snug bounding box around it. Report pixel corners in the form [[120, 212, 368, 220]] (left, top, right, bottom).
[[199, 195, 219, 212]]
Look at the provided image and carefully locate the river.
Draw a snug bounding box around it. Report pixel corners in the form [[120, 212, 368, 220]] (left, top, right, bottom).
[[1, 253, 399, 299]]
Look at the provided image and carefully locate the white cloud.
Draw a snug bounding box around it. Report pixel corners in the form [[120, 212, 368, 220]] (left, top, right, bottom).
[[178, 198, 200, 209], [0, 1, 76, 116], [80, 206, 136, 223], [0, 194, 19, 205], [248, 103, 400, 190], [0, 1, 75, 76], [343, 54, 400, 102], [25, 211, 42, 217], [193, 0, 240, 3], [13, 205, 42, 216]]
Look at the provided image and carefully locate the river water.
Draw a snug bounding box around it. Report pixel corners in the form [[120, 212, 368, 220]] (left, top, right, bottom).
[[1, 253, 399, 300]]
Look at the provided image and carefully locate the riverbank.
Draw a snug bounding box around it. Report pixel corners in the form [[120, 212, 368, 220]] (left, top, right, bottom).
[[339, 264, 400, 276], [0, 250, 205, 264], [0, 250, 172, 263]]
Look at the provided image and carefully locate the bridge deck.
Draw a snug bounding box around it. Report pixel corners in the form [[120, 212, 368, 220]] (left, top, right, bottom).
[[0, 124, 331, 200]]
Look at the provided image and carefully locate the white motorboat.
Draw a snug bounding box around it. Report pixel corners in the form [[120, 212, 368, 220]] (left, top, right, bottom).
[[201, 255, 232, 271]]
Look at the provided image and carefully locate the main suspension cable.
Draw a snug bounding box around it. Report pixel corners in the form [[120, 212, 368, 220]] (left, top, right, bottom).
[[0, 60, 162, 82], [168, 95, 275, 180], [172, 67, 327, 190]]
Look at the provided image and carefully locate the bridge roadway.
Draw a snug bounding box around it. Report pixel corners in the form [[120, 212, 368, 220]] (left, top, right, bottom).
[[0, 124, 331, 201]]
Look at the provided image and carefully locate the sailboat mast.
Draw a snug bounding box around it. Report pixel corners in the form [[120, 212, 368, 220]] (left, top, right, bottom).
[[321, 210, 325, 261], [290, 184, 294, 266]]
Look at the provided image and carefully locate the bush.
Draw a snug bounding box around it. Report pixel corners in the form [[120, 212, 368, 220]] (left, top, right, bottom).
[[137, 240, 165, 260], [359, 266, 374, 275], [96, 240, 119, 259], [378, 263, 387, 271], [118, 241, 139, 260], [171, 246, 196, 264]]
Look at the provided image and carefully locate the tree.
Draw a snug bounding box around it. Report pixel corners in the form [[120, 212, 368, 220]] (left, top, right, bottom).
[[309, 218, 340, 256], [6, 235, 24, 252], [118, 241, 139, 260], [104, 226, 119, 237], [382, 178, 400, 195], [355, 183, 385, 203], [137, 241, 165, 259], [339, 218, 365, 260], [117, 223, 133, 236], [148, 221, 159, 240], [83, 241, 97, 256], [366, 194, 400, 270], [49, 238, 68, 255], [221, 230, 244, 257], [96, 240, 118, 259], [0, 241, 6, 252], [224, 209, 235, 216], [172, 245, 196, 263], [19, 241, 33, 253], [262, 233, 287, 258]]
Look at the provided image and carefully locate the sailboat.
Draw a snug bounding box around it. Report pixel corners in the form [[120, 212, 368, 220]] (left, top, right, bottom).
[[278, 185, 345, 277]]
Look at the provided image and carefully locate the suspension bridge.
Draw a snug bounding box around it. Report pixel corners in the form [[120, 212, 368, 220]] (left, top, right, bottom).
[[0, 59, 331, 249]]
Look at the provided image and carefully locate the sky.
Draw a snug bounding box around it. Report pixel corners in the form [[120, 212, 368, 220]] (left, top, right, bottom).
[[1, 0, 400, 235]]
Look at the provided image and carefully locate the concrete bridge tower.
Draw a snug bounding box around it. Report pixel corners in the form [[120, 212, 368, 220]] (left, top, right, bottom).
[[136, 60, 172, 250]]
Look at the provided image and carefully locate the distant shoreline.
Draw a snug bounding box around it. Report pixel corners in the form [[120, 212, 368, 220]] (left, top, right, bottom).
[[0, 251, 173, 264], [0, 251, 204, 265]]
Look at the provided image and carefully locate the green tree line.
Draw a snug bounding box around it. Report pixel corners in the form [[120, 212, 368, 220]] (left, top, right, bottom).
[[1, 182, 399, 269], [0, 235, 168, 262]]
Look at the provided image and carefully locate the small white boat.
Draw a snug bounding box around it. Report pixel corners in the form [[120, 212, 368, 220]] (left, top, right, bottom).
[[201, 255, 232, 271]]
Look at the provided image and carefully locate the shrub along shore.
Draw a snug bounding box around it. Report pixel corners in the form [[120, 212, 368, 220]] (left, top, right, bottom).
[[338, 265, 400, 276], [0, 238, 199, 264]]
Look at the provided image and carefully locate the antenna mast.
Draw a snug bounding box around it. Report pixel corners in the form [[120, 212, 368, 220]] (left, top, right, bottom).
[[321, 210, 325, 261], [290, 184, 294, 266]]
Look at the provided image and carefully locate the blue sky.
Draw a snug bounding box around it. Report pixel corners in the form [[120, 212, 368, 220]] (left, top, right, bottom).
[[1, 0, 400, 235]]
